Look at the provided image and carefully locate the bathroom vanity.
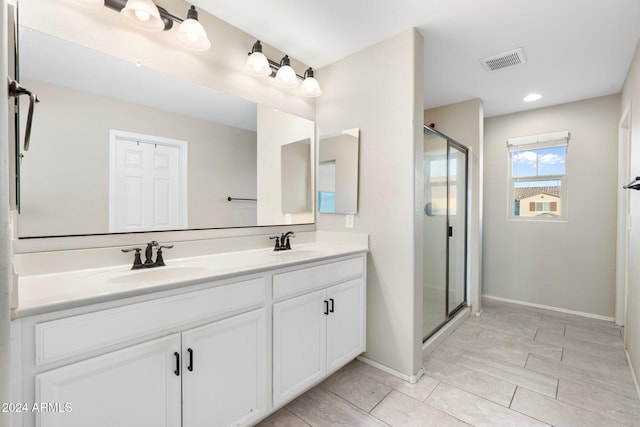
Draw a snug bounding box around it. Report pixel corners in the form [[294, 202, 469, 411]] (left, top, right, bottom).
[[11, 243, 367, 427]]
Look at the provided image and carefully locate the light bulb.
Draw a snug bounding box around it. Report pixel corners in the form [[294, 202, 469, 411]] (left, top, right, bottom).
[[275, 65, 298, 87], [523, 93, 542, 102], [246, 41, 272, 76], [121, 0, 163, 32], [134, 9, 150, 21], [301, 76, 322, 97]]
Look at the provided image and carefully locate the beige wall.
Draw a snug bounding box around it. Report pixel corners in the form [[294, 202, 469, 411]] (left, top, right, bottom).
[[424, 99, 484, 314], [316, 28, 424, 378], [622, 40, 640, 394], [483, 95, 619, 316], [19, 79, 257, 237]]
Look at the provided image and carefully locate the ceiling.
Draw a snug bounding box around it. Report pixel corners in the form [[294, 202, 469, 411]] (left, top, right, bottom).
[[191, 0, 640, 117]]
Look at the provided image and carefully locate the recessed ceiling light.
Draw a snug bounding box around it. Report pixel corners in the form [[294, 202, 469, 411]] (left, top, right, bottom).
[[523, 93, 542, 102]]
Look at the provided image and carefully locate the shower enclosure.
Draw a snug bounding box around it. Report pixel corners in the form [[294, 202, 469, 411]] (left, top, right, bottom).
[[423, 126, 468, 340]]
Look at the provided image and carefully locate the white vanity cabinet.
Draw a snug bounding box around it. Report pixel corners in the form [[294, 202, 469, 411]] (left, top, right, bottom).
[[14, 276, 268, 427], [272, 256, 366, 406], [35, 308, 267, 427], [13, 250, 367, 427]]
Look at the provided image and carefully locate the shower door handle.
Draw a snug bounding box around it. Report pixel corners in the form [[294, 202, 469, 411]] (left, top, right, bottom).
[[8, 78, 40, 151], [448, 226, 453, 237]]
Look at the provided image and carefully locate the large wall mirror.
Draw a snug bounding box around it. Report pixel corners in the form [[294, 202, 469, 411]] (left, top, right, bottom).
[[15, 4, 315, 238], [317, 128, 359, 214]]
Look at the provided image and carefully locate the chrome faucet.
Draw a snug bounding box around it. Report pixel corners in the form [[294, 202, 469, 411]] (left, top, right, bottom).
[[270, 232, 295, 251], [122, 240, 174, 269]]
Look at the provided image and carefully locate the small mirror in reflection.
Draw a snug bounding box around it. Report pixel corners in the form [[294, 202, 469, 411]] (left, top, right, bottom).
[[317, 128, 359, 214]]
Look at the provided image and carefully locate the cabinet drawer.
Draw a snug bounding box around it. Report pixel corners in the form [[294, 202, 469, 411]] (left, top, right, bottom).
[[273, 256, 364, 300], [35, 277, 265, 366]]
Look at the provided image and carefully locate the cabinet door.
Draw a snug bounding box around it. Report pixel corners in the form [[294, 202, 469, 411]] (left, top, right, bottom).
[[273, 289, 327, 406], [182, 308, 267, 427], [326, 278, 366, 374], [36, 334, 181, 427]]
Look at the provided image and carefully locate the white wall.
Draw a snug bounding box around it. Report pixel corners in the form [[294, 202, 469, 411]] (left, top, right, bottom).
[[256, 105, 314, 225], [483, 95, 619, 317], [424, 99, 484, 315], [0, 0, 12, 424], [316, 28, 424, 378], [19, 79, 257, 236], [621, 40, 640, 392]]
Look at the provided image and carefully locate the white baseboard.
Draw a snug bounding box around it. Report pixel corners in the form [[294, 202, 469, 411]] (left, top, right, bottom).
[[356, 356, 424, 384], [627, 350, 640, 401], [482, 294, 615, 322]]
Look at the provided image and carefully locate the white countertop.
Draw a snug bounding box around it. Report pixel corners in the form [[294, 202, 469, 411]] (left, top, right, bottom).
[[14, 243, 368, 319]]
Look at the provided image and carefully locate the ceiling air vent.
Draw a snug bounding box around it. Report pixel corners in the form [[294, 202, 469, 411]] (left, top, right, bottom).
[[480, 48, 527, 71]]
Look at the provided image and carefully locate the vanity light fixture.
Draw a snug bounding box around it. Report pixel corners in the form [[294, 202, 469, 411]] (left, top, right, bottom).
[[245, 40, 322, 97], [80, 0, 212, 51]]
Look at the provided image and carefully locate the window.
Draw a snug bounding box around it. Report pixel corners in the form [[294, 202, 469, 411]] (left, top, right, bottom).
[[508, 131, 569, 220]]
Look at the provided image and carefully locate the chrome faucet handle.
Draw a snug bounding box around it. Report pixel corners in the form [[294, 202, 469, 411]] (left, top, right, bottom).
[[158, 244, 174, 249]]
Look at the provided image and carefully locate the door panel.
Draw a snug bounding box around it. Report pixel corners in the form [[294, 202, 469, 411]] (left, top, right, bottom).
[[273, 289, 327, 406], [182, 308, 267, 427], [447, 144, 467, 315], [36, 334, 181, 427], [423, 127, 468, 340], [110, 131, 186, 232], [326, 278, 365, 373], [423, 132, 448, 337]]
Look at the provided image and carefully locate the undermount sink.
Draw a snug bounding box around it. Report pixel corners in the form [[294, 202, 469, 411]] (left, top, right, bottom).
[[90, 265, 210, 285]]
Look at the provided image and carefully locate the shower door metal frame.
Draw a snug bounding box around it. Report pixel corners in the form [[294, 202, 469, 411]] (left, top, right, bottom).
[[423, 126, 469, 341]]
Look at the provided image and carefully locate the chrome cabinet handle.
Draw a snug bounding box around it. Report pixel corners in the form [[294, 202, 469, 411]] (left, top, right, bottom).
[[8, 78, 40, 151]]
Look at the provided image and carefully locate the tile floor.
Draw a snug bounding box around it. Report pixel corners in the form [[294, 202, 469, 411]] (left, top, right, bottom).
[[257, 299, 640, 426]]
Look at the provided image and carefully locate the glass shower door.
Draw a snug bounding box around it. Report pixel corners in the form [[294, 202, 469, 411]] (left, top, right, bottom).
[[423, 127, 468, 340], [423, 132, 448, 336], [447, 143, 467, 315]]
